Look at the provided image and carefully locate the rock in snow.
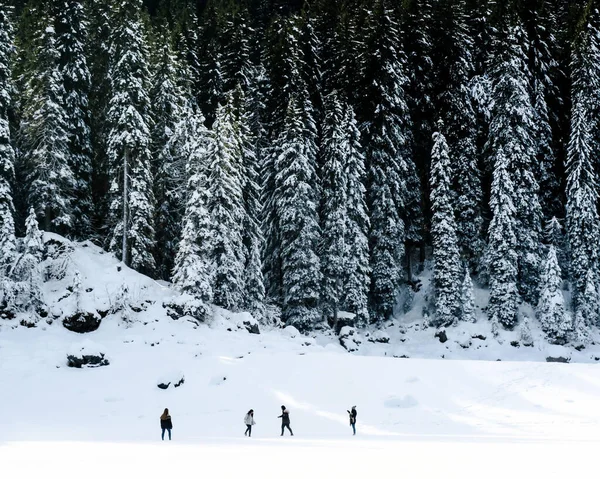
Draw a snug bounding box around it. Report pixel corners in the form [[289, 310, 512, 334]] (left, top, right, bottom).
[[67, 340, 109, 368], [157, 371, 185, 389]]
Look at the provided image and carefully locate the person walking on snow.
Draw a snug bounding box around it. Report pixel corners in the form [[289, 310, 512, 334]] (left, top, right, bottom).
[[160, 408, 173, 441], [244, 409, 256, 437], [278, 405, 293, 436], [348, 406, 357, 435]]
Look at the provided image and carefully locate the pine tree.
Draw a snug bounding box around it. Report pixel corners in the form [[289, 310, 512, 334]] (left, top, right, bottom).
[[56, 0, 93, 239], [273, 95, 321, 331], [537, 245, 569, 344], [486, 151, 519, 330], [545, 216, 568, 279], [151, 29, 185, 280], [87, 0, 112, 232], [461, 267, 476, 323], [20, 16, 74, 235], [9, 207, 44, 316], [205, 93, 246, 311], [320, 91, 347, 323], [171, 108, 213, 321], [430, 123, 461, 328], [106, 0, 156, 276], [487, 18, 542, 304], [0, 2, 16, 274], [433, 0, 484, 273], [566, 9, 600, 320], [341, 103, 370, 327], [579, 269, 600, 328], [233, 85, 265, 321], [360, 1, 418, 321]]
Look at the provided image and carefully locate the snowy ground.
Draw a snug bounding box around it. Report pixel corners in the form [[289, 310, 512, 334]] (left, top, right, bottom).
[[2, 320, 600, 477], [2, 236, 600, 477]]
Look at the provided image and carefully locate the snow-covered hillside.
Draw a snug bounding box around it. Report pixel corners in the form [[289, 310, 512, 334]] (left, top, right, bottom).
[[1, 235, 599, 363]]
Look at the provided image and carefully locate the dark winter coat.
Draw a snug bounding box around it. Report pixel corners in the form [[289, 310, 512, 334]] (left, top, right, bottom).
[[160, 415, 173, 430], [348, 409, 357, 425], [279, 410, 290, 426]]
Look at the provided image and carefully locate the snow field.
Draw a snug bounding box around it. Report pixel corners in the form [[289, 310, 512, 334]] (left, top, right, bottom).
[[2, 318, 600, 478]]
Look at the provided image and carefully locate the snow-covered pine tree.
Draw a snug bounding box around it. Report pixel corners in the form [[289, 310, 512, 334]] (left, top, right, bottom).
[[171, 108, 213, 321], [526, 0, 562, 218], [220, 2, 254, 93], [0, 1, 16, 274], [566, 9, 600, 322], [20, 16, 74, 235], [486, 150, 519, 330], [233, 85, 265, 321], [433, 0, 484, 273], [487, 17, 543, 304], [360, 1, 417, 322], [320, 91, 347, 324], [461, 267, 476, 323], [197, 5, 223, 127], [536, 245, 569, 344], [579, 269, 600, 328], [545, 216, 568, 280], [56, 0, 93, 239], [106, 0, 156, 276], [87, 0, 112, 230], [273, 95, 321, 331], [430, 122, 461, 328], [205, 92, 246, 312], [262, 15, 306, 304], [9, 207, 44, 317], [172, 0, 201, 98], [341, 103, 370, 327], [151, 29, 185, 280]]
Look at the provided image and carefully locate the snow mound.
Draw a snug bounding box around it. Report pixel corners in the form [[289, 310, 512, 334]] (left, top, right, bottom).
[[384, 395, 419, 409]]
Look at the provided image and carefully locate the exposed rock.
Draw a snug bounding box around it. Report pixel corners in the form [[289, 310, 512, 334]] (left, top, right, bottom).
[[157, 371, 185, 390], [546, 356, 570, 363], [471, 334, 487, 341], [243, 320, 260, 335], [435, 329, 448, 343], [339, 326, 362, 352], [367, 331, 391, 344], [67, 352, 109, 368]]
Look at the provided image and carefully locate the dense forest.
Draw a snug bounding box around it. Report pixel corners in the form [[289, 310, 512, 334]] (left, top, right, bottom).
[[1, 0, 599, 345]]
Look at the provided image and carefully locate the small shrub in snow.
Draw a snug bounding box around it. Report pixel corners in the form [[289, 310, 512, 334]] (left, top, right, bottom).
[[461, 268, 477, 323], [519, 317, 534, 347]]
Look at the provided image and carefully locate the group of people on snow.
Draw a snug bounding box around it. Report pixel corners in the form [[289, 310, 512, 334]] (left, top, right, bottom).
[[160, 405, 358, 440]]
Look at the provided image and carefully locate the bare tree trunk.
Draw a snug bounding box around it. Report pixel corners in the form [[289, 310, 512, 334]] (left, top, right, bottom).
[[122, 147, 129, 266]]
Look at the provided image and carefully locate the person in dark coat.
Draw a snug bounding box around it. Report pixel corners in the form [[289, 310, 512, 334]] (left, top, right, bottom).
[[347, 406, 357, 435], [160, 408, 173, 440], [244, 409, 256, 437], [278, 405, 293, 436]]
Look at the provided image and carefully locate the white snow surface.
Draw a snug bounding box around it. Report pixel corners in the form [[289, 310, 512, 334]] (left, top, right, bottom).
[[1, 237, 600, 477]]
